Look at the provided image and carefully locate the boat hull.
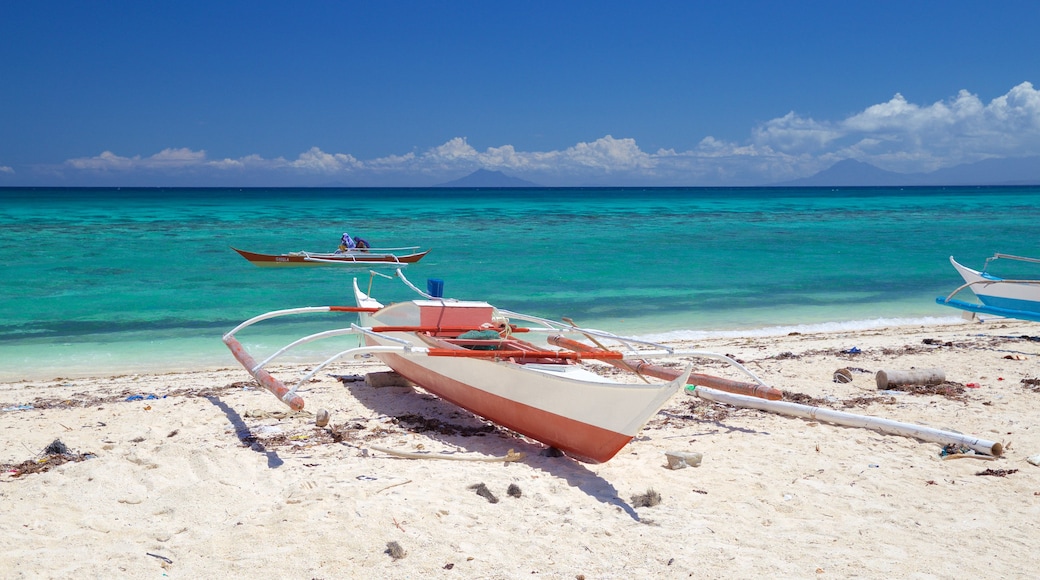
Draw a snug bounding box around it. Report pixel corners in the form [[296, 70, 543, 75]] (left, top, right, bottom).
[[232, 247, 429, 267], [951, 257, 1040, 310], [373, 348, 636, 463], [355, 294, 686, 463]]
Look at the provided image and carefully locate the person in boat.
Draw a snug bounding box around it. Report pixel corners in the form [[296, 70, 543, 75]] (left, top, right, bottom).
[[336, 232, 357, 253], [336, 232, 371, 253]]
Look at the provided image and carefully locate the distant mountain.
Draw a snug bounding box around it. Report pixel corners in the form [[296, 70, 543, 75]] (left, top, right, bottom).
[[926, 156, 1040, 185], [435, 169, 541, 188], [777, 157, 1040, 187], [779, 160, 911, 187]]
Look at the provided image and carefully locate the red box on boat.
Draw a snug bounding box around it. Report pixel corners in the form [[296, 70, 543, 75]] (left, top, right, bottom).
[[418, 301, 493, 334]]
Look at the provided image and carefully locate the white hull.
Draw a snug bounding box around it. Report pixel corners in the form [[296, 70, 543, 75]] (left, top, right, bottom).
[[354, 285, 689, 462], [949, 257, 1040, 311]]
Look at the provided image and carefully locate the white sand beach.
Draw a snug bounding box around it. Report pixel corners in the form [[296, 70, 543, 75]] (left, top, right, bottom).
[[3, 318, 1040, 579]]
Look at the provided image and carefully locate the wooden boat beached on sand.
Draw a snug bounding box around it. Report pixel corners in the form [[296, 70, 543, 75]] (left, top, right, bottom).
[[232, 246, 430, 267], [223, 270, 780, 462], [936, 254, 1040, 322], [224, 270, 1003, 463]]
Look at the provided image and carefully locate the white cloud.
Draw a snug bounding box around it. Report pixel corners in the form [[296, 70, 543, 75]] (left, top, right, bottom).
[[750, 81, 1040, 172], [0, 165, 13, 174], [560, 136, 655, 171], [752, 112, 843, 152], [49, 82, 1040, 186], [289, 147, 362, 172]]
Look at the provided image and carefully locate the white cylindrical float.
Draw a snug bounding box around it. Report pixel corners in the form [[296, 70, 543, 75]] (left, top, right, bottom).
[[692, 386, 1002, 457]]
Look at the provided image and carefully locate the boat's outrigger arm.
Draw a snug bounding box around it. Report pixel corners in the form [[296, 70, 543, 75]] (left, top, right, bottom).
[[982, 253, 1040, 272]]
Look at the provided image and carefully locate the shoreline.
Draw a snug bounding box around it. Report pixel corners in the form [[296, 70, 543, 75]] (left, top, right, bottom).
[[3, 317, 1040, 576], [1, 313, 984, 384]]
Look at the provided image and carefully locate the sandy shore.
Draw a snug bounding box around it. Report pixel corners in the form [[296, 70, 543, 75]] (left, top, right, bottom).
[[2, 318, 1040, 579]]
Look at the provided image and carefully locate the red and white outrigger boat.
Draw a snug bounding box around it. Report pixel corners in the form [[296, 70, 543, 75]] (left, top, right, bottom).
[[224, 270, 1002, 462], [232, 246, 430, 267], [223, 270, 780, 462]]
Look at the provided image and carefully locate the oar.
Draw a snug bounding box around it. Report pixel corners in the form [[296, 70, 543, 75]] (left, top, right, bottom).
[[562, 317, 650, 383]]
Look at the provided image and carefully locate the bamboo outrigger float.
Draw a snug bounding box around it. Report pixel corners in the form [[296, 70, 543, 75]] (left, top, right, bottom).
[[224, 269, 1003, 462]]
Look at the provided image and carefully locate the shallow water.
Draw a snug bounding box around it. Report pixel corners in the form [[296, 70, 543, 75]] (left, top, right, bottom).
[[2, 185, 1038, 380]]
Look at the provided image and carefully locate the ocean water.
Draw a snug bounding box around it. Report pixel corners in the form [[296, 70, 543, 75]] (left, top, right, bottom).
[[2, 185, 1039, 381]]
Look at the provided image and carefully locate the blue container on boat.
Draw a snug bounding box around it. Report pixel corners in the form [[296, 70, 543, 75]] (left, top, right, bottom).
[[427, 278, 444, 298]]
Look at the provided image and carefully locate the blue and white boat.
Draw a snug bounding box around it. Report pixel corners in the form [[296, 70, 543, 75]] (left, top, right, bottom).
[[937, 254, 1040, 322]]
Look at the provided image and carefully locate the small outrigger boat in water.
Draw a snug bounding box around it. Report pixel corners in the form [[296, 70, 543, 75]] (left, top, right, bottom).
[[936, 254, 1040, 323], [232, 246, 430, 267], [224, 270, 1002, 463]]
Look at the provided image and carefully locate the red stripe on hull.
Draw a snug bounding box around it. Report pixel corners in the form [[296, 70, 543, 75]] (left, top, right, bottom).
[[379, 352, 633, 463], [232, 247, 428, 265]]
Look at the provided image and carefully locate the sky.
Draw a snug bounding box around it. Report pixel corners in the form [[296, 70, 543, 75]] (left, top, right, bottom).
[[2, 1, 1039, 188]]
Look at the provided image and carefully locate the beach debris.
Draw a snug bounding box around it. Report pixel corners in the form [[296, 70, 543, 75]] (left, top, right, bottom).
[[682, 398, 731, 421], [469, 482, 499, 503], [880, 382, 967, 401], [923, 338, 953, 346], [392, 413, 496, 437], [875, 368, 945, 389], [45, 439, 70, 455], [941, 443, 974, 457], [507, 483, 522, 498], [2, 404, 33, 412], [315, 409, 331, 427], [1026, 455, 1040, 467], [781, 391, 894, 409], [366, 371, 414, 388], [943, 453, 997, 461], [631, 488, 662, 508], [842, 347, 862, 355], [370, 445, 523, 462], [385, 541, 407, 560], [374, 479, 412, 494], [664, 451, 703, 470], [244, 408, 309, 420], [146, 552, 173, 564], [1, 439, 96, 478], [1003, 354, 1028, 360], [330, 373, 365, 382], [1022, 378, 1040, 393], [833, 368, 853, 383], [939, 444, 997, 461], [125, 394, 163, 401], [975, 468, 1018, 477]]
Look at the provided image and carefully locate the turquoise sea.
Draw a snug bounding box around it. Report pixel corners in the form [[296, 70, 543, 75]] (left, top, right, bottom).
[[2, 186, 1039, 381]]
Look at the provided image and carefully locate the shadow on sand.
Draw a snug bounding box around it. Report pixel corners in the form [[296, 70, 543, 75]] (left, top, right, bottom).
[[334, 374, 642, 520], [206, 395, 285, 469]]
